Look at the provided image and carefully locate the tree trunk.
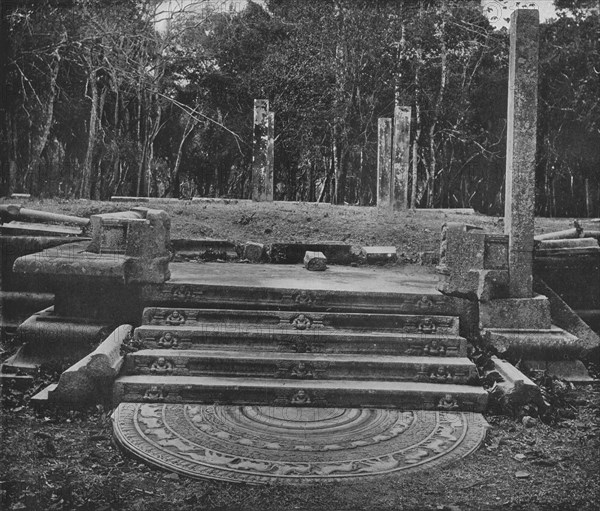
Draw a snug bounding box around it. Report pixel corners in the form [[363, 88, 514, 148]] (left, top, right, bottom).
[[0, 1, 11, 196], [80, 66, 99, 199], [411, 50, 422, 209], [26, 51, 61, 194], [172, 110, 197, 198]]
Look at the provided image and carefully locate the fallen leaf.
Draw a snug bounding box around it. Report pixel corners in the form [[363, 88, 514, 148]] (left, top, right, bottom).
[[515, 471, 531, 479], [514, 454, 526, 461]]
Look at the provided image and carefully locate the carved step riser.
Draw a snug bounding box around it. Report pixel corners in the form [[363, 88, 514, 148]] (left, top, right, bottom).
[[142, 284, 469, 317], [141, 308, 460, 336], [113, 382, 487, 413], [133, 329, 467, 357], [124, 355, 477, 383]]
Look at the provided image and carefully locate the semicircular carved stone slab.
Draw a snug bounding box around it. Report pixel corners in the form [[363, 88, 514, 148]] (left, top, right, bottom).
[[113, 403, 489, 484]]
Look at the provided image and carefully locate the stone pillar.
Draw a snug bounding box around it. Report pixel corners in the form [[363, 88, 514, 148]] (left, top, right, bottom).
[[267, 111, 275, 200], [504, 9, 539, 298], [252, 99, 272, 201], [377, 118, 393, 209], [393, 105, 411, 210]]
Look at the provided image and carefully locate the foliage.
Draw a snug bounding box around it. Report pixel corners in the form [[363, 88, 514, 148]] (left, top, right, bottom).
[[1, 0, 598, 215]]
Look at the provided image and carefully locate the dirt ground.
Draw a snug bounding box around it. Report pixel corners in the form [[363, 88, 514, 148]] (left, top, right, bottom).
[[1, 199, 599, 510], [2, 198, 591, 258]]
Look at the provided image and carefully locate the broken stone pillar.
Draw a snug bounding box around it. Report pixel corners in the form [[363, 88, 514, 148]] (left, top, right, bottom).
[[252, 99, 273, 202], [393, 106, 411, 210], [377, 118, 393, 210], [504, 9, 539, 298]]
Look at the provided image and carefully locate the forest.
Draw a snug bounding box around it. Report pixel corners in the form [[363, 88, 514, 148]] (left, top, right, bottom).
[[0, 0, 598, 216]]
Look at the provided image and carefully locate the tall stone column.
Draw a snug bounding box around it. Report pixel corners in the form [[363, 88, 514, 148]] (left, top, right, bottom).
[[504, 9, 539, 298], [393, 105, 411, 210], [267, 111, 275, 200], [377, 118, 393, 209], [252, 99, 273, 201]]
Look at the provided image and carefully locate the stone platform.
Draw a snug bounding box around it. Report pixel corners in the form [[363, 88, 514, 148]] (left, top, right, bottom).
[[112, 403, 488, 485]]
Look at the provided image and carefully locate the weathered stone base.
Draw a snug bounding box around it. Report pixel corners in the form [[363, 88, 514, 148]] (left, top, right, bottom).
[[478, 295, 551, 330]]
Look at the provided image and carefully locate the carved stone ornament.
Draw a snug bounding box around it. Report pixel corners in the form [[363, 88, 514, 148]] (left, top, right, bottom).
[[165, 310, 186, 326], [143, 385, 165, 401], [293, 290, 315, 306], [157, 332, 179, 348], [423, 339, 446, 357], [437, 393, 459, 410], [150, 357, 174, 374], [428, 365, 454, 383], [418, 318, 437, 334], [417, 296, 434, 310], [291, 314, 312, 330]]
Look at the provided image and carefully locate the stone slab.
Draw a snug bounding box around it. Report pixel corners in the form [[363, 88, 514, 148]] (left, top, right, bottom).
[[113, 375, 488, 412], [124, 349, 477, 383], [0, 291, 54, 326], [482, 327, 581, 360], [13, 240, 170, 285], [113, 403, 489, 484], [490, 356, 544, 414], [0, 222, 83, 237], [134, 324, 468, 357], [1, 306, 112, 374], [526, 359, 594, 383], [478, 295, 551, 330], [171, 238, 239, 261], [534, 279, 600, 360], [360, 246, 398, 264], [37, 325, 133, 405], [141, 308, 461, 335]]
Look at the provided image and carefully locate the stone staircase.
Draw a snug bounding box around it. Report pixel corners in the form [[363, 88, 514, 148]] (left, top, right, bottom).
[[114, 301, 488, 412]]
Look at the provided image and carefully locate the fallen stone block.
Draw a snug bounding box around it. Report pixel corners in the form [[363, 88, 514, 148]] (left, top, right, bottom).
[[304, 251, 327, 271], [360, 246, 397, 264], [244, 242, 265, 263], [31, 324, 133, 406], [488, 356, 545, 416]]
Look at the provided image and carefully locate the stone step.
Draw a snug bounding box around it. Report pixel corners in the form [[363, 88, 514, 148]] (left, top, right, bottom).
[[141, 263, 477, 338], [141, 307, 460, 335], [0, 291, 54, 326], [123, 350, 477, 383], [113, 375, 488, 412], [134, 325, 467, 357]]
